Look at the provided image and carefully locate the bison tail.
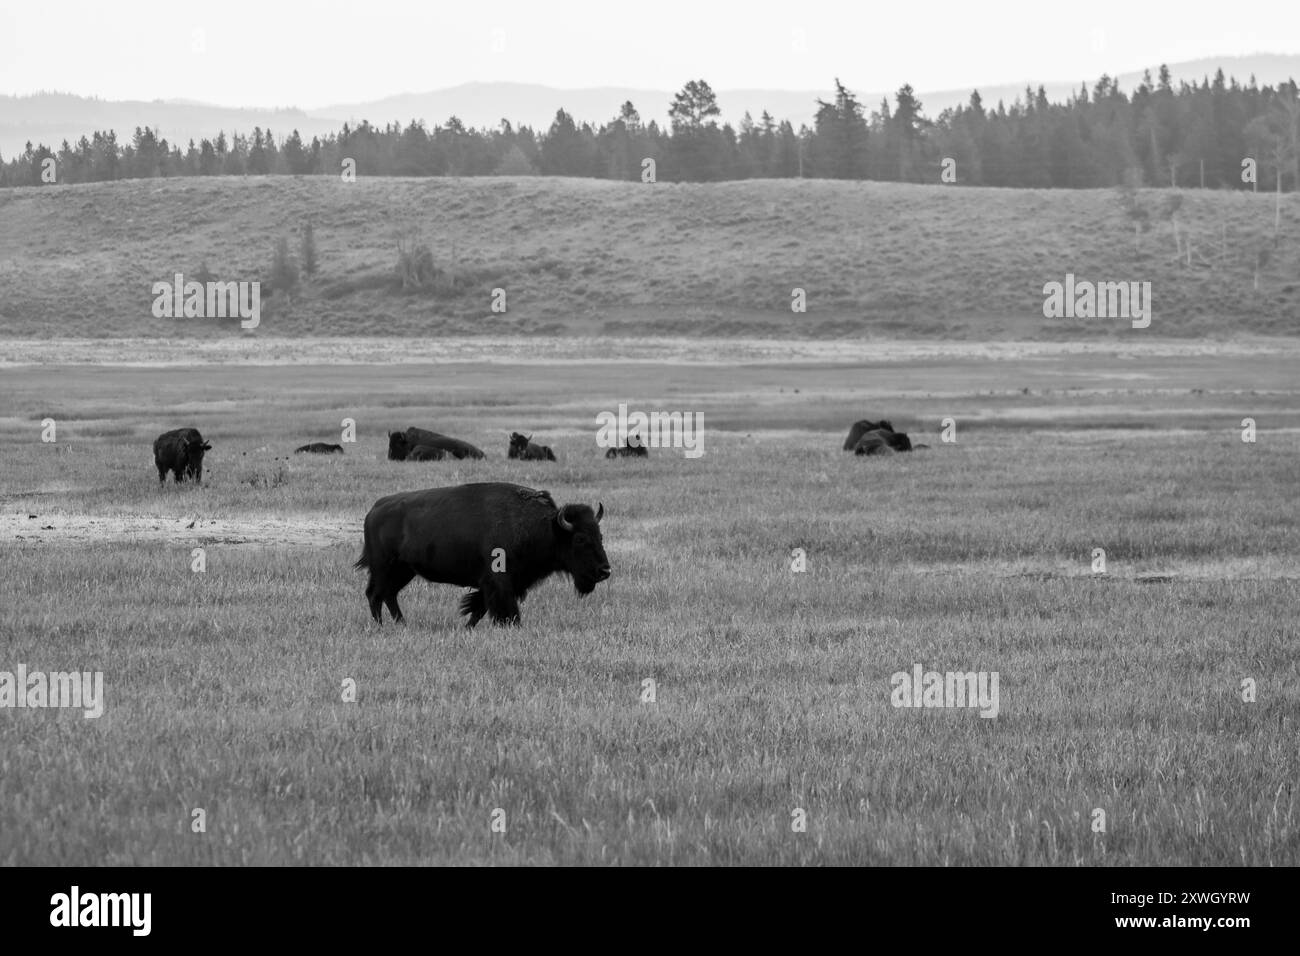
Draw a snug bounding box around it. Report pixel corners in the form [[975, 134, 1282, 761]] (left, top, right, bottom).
[[353, 552, 369, 570], [458, 588, 485, 619]]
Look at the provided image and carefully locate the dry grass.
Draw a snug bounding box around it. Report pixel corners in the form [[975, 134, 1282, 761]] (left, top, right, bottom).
[[0, 349, 1297, 864], [2, 176, 1298, 338]]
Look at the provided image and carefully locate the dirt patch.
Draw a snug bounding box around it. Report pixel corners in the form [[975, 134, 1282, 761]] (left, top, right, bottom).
[[0, 512, 357, 548], [913, 557, 1300, 582], [3, 336, 1298, 368]]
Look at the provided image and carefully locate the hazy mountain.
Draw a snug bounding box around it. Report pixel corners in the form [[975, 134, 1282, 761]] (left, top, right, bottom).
[[3, 54, 1297, 159]]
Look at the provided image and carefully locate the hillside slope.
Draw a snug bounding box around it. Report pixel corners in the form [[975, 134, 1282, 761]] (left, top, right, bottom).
[[1, 176, 1297, 338]]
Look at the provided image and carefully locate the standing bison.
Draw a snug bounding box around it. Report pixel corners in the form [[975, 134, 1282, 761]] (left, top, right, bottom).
[[388, 427, 485, 461], [508, 432, 556, 461], [356, 482, 610, 627], [153, 428, 211, 485], [295, 442, 344, 454]]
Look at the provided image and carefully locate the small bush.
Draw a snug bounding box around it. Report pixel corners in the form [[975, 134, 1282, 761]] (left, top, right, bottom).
[[395, 238, 437, 291], [270, 236, 299, 292], [301, 221, 318, 276]]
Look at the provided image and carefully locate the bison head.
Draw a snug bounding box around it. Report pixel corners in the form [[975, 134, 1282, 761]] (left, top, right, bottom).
[[185, 436, 211, 473], [508, 432, 530, 458], [555, 502, 610, 595], [387, 431, 410, 461]]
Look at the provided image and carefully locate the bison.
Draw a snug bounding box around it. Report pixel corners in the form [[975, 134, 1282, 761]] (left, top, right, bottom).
[[355, 481, 610, 627], [295, 442, 344, 454], [604, 433, 648, 458], [843, 419, 895, 451], [407, 444, 447, 461], [388, 427, 485, 461], [153, 428, 211, 485], [508, 432, 557, 461], [853, 428, 914, 455]]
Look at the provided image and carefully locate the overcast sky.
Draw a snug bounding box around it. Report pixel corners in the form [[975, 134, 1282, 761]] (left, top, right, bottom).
[[2, 0, 1296, 107]]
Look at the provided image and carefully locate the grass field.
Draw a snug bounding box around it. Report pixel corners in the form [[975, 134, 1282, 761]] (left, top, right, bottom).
[[1, 342, 1297, 865], [3, 175, 1300, 338]]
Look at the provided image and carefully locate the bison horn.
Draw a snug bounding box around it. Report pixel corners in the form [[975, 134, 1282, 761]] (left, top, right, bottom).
[[556, 510, 574, 532], [596, 503, 604, 523]]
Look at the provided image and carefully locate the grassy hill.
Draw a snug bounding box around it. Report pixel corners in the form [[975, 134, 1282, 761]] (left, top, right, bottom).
[[1, 175, 1298, 338]]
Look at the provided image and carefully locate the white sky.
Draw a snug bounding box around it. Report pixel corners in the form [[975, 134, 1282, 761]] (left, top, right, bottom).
[[1, 0, 1296, 107]]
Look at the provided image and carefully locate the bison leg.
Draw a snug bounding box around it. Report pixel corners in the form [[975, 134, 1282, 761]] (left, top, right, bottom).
[[483, 579, 521, 626], [193, 465, 203, 485], [459, 589, 487, 628], [172, 467, 185, 483], [367, 561, 414, 624], [157, 466, 167, 485], [382, 564, 415, 623]]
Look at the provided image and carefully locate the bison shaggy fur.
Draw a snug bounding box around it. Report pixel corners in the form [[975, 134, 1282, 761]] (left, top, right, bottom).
[[355, 481, 610, 627], [153, 428, 212, 485]]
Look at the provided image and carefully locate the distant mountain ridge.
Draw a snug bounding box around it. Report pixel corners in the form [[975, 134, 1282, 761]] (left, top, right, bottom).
[[3, 54, 1298, 158]]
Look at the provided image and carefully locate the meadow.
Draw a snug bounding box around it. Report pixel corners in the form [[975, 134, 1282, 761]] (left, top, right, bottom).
[[1, 343, 1297, 865], [2, 175, 1299, 338]]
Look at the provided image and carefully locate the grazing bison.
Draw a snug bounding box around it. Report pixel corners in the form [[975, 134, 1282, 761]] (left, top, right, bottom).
[[508, 432, 557, 462], [355, 481, 610, 627], [153, 428, 211, 485], [853, 428, 914, 455], [407, 444, 447, 461], [843, 419, 895, 451], [295, 442, 344, 454], [604, 434, 649, 458], [388, 427, 485, 461]]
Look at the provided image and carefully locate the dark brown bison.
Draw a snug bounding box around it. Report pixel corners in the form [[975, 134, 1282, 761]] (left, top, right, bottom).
[[508, 432, 556, 461], [295, 442, 344, 454], [843, 419, 895, 451], [355, 482, 610, 627], [153, 428, 211, 485], [853, 428, 914, 455], [388, 427, 485, 461], [407, 444, 447, 461], [604, 433, 648, 458]]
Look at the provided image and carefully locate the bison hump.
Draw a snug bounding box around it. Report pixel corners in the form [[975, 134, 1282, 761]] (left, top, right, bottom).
[[514, 486, 557, 510]]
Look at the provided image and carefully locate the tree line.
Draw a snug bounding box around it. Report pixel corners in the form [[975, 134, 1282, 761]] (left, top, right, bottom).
[[3, 69, 1297, 190]]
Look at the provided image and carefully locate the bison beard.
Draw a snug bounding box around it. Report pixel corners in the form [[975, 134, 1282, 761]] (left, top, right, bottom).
[[355, 482, 610, 627]]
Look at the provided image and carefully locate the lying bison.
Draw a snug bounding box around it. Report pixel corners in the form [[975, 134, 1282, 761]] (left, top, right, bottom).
[[604, 434, 648, 459], [843, 419, 895, 451], [153, 428, 211, 485], [508, 432, 556, 461], [853, 428, 913, 455], [355, 481, 610, 627], [407, 444, 447, 461], [295, 442, 344, 454], [388, 427, 485, 461]]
